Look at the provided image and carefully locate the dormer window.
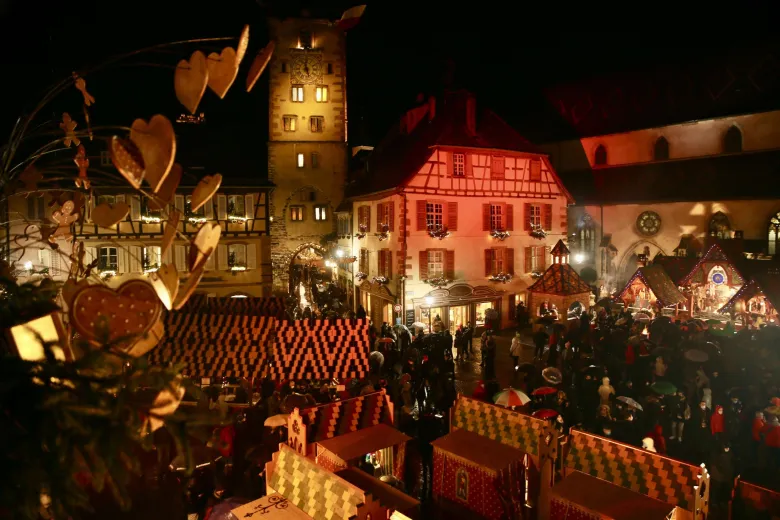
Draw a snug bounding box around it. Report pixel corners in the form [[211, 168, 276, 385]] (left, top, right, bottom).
[[452, 153, 465, 177]]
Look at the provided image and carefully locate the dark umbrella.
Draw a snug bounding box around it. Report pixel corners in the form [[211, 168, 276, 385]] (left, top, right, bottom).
[[684, 349, 709, 363], [595, 298, 614, 309]]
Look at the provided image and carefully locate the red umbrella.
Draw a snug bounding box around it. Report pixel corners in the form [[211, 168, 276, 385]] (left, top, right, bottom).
[[377, 337, 394, 343], [532, 386, 557, 396], [472, 381, 487, 401], [532, 409, 559, 420]]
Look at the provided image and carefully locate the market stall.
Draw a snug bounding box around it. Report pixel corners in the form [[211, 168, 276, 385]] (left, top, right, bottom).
[[679, 243, 745, 319], [431, 395, 558, 519], [336, 466, 420, 519], [617, 264, 686, 314], [527, 242, 592, 323], [719, 272, 780, 327], [550, 471, 679, 520], [315, 423, 410, 482], [562, 429, 708, 519], [733, 478, 780, 518]]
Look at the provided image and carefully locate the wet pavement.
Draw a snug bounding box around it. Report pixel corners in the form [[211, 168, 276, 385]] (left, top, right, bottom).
[[452, 329, 535, 396]]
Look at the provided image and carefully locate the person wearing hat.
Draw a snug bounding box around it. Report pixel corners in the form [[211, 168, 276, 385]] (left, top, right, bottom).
[[709, 442, 735, 510]]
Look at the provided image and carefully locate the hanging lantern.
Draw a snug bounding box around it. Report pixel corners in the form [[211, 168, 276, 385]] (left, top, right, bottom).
[[7, 313, 71, 361]]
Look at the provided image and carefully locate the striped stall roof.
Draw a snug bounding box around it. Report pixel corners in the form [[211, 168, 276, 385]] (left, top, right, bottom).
[[174, 294, 286, 317], [301, 391, 393, 443]]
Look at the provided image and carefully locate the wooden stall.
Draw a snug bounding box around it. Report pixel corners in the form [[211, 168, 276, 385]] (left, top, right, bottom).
[[432, 395, 558, 519], [720, 272, 780, 328], [527, 248, 592, 323], [732, 479, 780, 519], [336, 466, 420, 519], [679, 243, 745, 319], [560, 429, 709, 520], [617, 264, 686, 314], [315, 423, 411, 481]]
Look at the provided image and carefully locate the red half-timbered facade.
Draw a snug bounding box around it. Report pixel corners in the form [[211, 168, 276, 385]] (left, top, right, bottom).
[[337, 90, 575, 330]]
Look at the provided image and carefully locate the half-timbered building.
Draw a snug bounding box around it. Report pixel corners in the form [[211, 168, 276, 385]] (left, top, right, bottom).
[[336, 90, 575, 330]]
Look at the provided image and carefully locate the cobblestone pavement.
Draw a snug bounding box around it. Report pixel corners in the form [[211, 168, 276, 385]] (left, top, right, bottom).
[[452, 329, 535, 396]]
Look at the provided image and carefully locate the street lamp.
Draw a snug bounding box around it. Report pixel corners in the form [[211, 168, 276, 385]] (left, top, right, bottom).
[[574, 253, 585, 264], [424, 296, 434, 306], [336, 249, 344, 258]]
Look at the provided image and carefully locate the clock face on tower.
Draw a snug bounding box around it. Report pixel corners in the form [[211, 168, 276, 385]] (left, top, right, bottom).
[[291, 53, 323, 84]]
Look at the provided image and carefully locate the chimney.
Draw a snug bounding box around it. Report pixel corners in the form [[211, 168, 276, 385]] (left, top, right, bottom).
[[428, 96, 436, 121], [466, 94, 476, 136]]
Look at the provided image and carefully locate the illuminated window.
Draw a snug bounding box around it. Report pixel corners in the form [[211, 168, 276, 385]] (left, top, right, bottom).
[[529, 158, 542, 181], [452, 153, 465, 177], [315, 86, 329, 102], [98, 247, 118, 271], [654, 136, 669, 160], [297, 153, 304, 168], [283, 115, 297, 131], [185, 195, 205, 217], [314, 205, 328, 221], [427, 250, 444, 278], [530, 246, 545, 271], [311, 152, 320, 168], [290, 206, 305, 221], [310, 116, 324, 133], [488, 248, 506, 275], [227, 195, 245, 217], [491, 156, 505, 178], [769, 212, 780, 256], [490, 204, 504, 230], [291, 85, 304, 102], [594, 145, 607, 166], [426, 203, 443, 229], [142, 246, 161, 272], [228, 243, 247, 268], [529, 204, 541, 228]]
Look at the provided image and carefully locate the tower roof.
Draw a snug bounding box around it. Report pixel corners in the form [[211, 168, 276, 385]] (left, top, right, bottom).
[[528, 263, 591, 296], [551, 239, 570, 257]]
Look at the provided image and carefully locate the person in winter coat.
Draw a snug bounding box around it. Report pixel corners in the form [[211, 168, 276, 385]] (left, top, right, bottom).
[[752, 411, 768, 443], [709, 443, 735, 506], [702, 388, 712, 410], [510, 332, 523, 369], [533, 327, 549, 361], [598, 377, 615, 407], [726, 396, 743, 441], [647, 423, 667, 454], [692, 400, 713, 463], [642, 437, 657, 453], [710, 405, 726, 441], [765, 415, 780, 472], [670, 391, 690, 442]]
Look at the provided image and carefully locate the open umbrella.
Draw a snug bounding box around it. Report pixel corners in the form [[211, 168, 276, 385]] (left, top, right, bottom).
[[617, 396, 644, 411], [542, 367, 563, 385], [650, 381, 677, 396], [595, 298, 614, 309], [264, 413, 289, 429], [516, 362, 536, 373], [684, 349, 709, 363], [493, 388, 531, 407], [532, 386, 557, 396], [532, 409, 559, 420]]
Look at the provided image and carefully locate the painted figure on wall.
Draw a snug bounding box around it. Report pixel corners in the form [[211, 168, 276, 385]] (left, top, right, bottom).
[[456, 468, 469, 501]]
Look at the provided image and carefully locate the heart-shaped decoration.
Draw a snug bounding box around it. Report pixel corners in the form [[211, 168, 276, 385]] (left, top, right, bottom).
[[110, 136, 145, 188], [148, 163, 182, 211], [70, 280, 162, 345], [207, 47, 240, 99], [161, 210, 181, 258], [236, 25, 250, 65], [130, 115, 176, 193], [149, 263, 179, 311], [246, 41, 275, 92], [175, 50, 209, 114], [91, 202, 129, 228], [61, 278, 89, 310], [189, 222, 221, 270], [190, 174, 222, 212], [173, 260, 207, 310], [126, 319, 164, 358]]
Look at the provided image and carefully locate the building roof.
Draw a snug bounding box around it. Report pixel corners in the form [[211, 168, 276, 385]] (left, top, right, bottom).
[[653, 256, 700, 286], [551, 239, 570, 258], [560, 150, 780, 205], [720, 269, 780, 313], [680, 242, 747, 286], [618, 264, 687, 307], [348, 90, 542, 196], [528, 263, 592, 296], [560, 149, 780, 205]]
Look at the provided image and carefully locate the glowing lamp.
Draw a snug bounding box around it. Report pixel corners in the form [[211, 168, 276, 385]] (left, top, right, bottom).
[[23, 261, 33, 271], [574, 253, 585, 264], [641, 326, 649, 337], [8, 313, 69, 361], [424, 296, 434, 306], [336, 249, 344, 258]]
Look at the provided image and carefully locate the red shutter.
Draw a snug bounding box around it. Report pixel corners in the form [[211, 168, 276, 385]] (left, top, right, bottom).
[[505, 204, 514, 231], [445, 250, 455, 279], [524, 246, 532, 273], [419, 250, 428, 280], [386, 250, 392, 278], [378, 250, 385, 277], [484, 249, 493, 276], [377, 204, 385, 229], [507, 248, 515, 275], [543, 204, 553, 231], [544, 246, 551, 269], [482, 204, 491, 231], [388, 202, 395, 232], [367, 206, 372, 232], [524, 203, 532, 231], [448, 202, 458, 231], [417, 200, 427, 230]]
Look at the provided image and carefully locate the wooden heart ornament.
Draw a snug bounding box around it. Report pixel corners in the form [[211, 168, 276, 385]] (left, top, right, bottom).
[[207, 47, 240, 99], [175, 50, 209, 114], [148, 163, 182, 211], [190, 174, 222, 212], [246, 41, 275, 92], [70, 280, 162, 345], [161, 210, 181, 258], [149, 263, 179, 311], [189, 221, 221, 270], [236, 25, 250, 65], [130, 115, 176, 193], [110, 136, 145, 189], [91, 201, 129, 227]]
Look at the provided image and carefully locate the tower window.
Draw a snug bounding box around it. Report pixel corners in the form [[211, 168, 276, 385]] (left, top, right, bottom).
[[315, 86, 329, 102], [326, 63, 334, 74], [594, 144, 607, 166], [311, 152, 320, 168], [529, 158, 542, 181], [314, 205, 328, 221], [281, 61, 288, 73], [290, 206, 305, 221], [291, 85, 304, 102], [654, 136, 669, 161], [723, 126, 743, 153], [283, 115, 297, 132], [296, 153, 304, 168], [310, 116, 324, 133], [299, 30, 312, 49]]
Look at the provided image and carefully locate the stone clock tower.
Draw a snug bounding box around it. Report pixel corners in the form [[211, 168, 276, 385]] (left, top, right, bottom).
[[267, 15, 348, 292]]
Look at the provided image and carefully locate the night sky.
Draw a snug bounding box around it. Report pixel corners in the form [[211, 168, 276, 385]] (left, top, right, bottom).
[[1, 0, 778, 177]]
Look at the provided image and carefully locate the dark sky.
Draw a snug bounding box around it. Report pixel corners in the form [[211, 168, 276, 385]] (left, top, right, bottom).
[[1, 0, 779, 176]]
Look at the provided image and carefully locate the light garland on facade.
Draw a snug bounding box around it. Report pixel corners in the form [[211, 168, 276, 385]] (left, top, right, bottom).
[[188, 216, 208, 225], [488, 272, 512, 283], [490, 229, 510, 241], [376, 224, 390, 241], [228, 215, 248, 223], [371, 276, 388, 285], [530, 226, 547, 240], [355, 224, 368, 240], [423, 276, 451, 288], [355, 271, 368, 281], [141, 215, 162, 224], [427, 225, 450, 240]]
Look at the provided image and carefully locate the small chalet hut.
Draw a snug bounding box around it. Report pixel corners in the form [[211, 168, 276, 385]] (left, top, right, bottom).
[[617, 264, 686, 314], [527, 240, 592, 320], [679, 242, 746, 318], [720, 270, 780, 326]]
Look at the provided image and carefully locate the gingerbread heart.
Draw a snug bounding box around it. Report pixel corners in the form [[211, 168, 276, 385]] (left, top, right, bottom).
[[236, 25, 250, 65], [110, 136, 145, 189], [91, 202, 129, 228], [61, 278, 89, 310], [175, 50, 209, 114], [161, 210, 181, 258], [130, 115, 176, 193], [149, 263, 179, 311], [148, 163, 182, 211], [173, 260, 207, 310], [190, 174, 222, 212], [246, 41, 275, 93], [207, 48, 240, 99], [126, 319, 164, 358], [69, 280, 162, 345], [189, 221, 221, 270]]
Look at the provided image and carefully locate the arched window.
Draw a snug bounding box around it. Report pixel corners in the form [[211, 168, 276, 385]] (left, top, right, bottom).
[[709, 212, 731, 239], [594, 144, 607, 166], [769, 212, 780, 256], [723, 126, 743, 154], [579, 214, 596, 257], [653, 136, 669, 161]]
